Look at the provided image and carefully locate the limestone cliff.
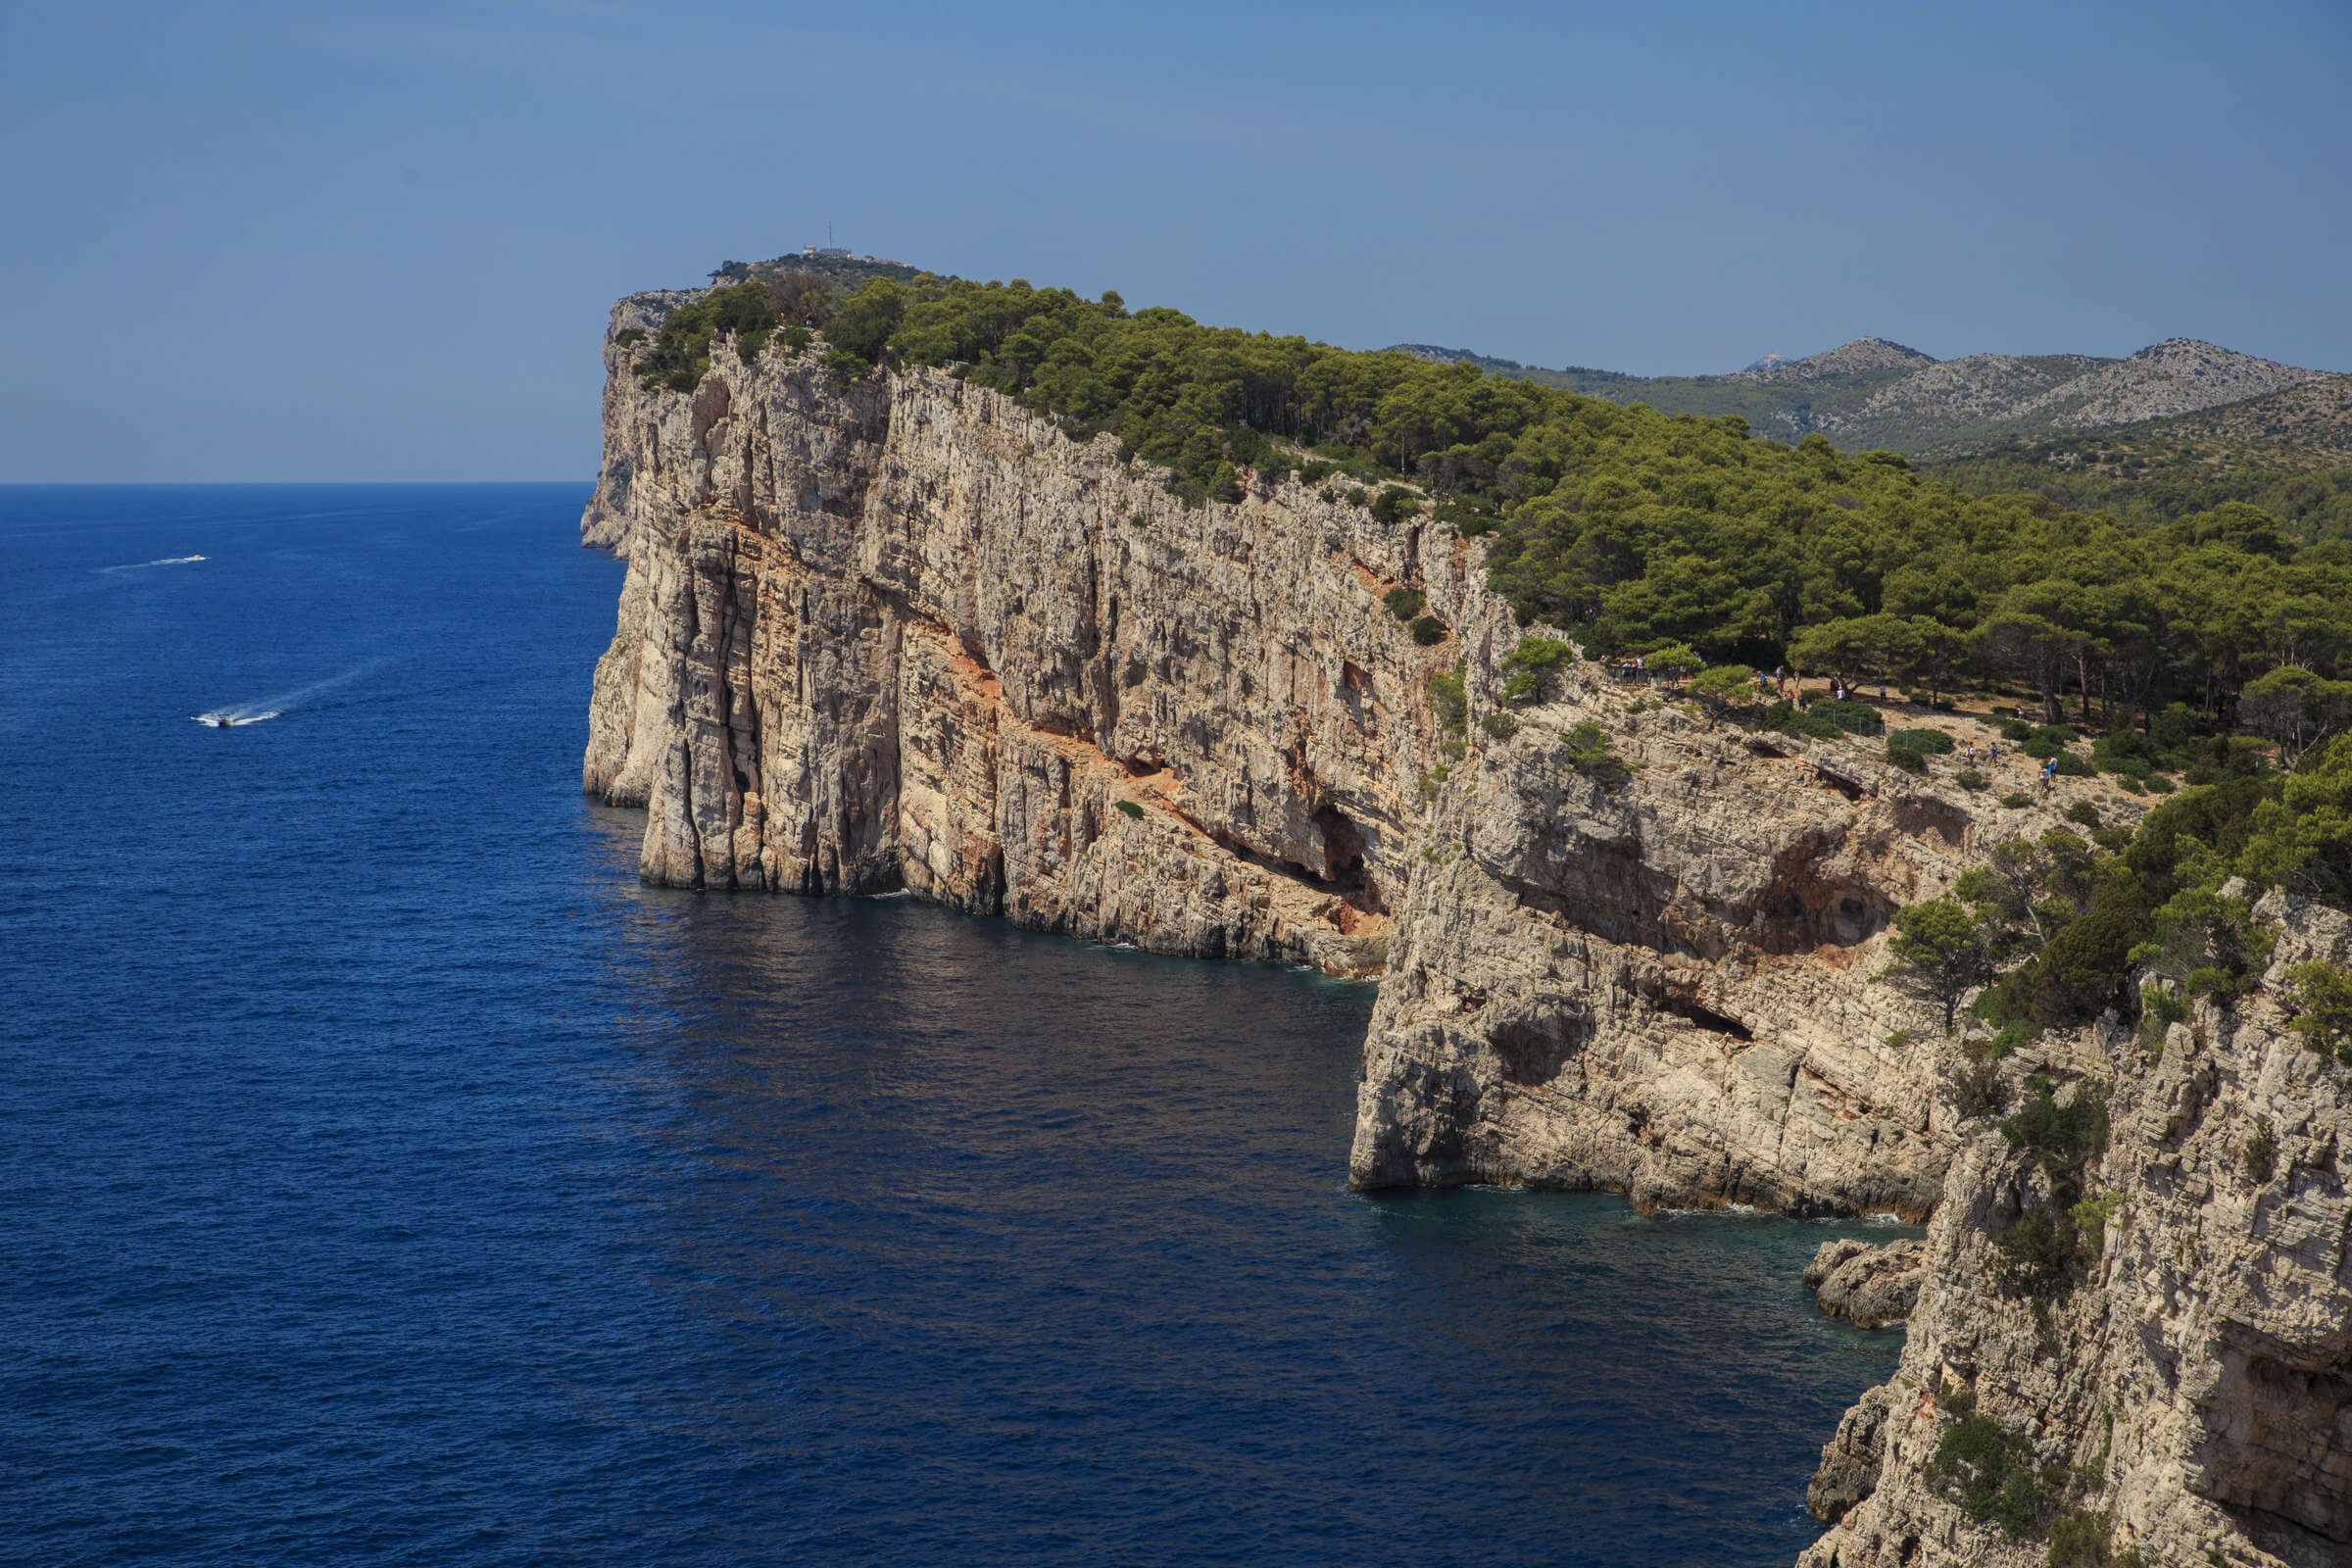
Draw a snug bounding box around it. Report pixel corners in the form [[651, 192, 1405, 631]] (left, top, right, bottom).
[[581, 284, 2347, 1567], [1348, 676, 1982, 1215], [581, 285, 1977, 1214], [1801, 896, 2352, 1568], [582, 292, 1478, 975]]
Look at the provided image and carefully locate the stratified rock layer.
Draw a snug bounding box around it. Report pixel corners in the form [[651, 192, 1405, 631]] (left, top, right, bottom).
[[1348, 680, 1980, 1215]]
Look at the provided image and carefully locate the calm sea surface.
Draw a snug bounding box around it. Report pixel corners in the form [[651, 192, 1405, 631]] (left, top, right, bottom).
[[0, 485, 1911, 1567]]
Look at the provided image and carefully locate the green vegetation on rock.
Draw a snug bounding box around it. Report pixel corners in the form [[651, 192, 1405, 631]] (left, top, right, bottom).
[[637, 270, 2352, 748]]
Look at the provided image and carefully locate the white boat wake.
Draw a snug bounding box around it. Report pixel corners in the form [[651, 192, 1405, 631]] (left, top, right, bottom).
[[195, 658, 392, 730], [103, 555, 208, 573]]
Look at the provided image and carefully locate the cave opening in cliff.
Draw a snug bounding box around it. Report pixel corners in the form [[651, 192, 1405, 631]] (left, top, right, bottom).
[[1313, 806, 1383, 913], [1656, 994, 1754, 1041]]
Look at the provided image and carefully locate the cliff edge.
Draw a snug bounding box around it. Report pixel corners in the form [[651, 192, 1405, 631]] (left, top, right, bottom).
[[580, 282, 2351, 1566], [580, 285, 1967, 1215]]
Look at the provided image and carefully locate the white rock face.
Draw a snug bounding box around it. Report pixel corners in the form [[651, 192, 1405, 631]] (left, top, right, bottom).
[[1347, 680, 1985, 1214], [580, 292, 1976, 1212], [583, 308, 1492, 975], [1801, 895, 2352, 1568]]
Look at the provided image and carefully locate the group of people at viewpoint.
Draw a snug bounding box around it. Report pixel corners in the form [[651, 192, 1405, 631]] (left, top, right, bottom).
[[1960, 738, 2061, 793]]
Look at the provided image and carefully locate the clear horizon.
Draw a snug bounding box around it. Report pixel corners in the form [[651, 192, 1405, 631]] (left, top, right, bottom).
[[4, 0, 2345, 482]]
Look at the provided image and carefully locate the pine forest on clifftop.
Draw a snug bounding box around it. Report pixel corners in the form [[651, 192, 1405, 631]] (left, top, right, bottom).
[[628, 264, 2352, 740]]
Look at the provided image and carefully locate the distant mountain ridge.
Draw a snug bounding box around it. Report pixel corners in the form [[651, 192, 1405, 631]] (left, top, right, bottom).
[[1388, 334, 2333, 457]]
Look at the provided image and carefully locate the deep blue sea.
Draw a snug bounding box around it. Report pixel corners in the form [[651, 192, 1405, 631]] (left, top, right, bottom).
[[0, 485, 1911, 1567]]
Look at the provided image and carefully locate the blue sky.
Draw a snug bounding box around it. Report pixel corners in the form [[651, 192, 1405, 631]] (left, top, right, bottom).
[[3, 0, 2345, 480]]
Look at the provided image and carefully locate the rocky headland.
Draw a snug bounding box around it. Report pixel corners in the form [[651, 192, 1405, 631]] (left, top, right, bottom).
[[581, 281, 2352, 1567]]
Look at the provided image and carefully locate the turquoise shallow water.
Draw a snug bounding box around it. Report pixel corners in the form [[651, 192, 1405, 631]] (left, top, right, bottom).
[[0, 484, 1911, 1567]]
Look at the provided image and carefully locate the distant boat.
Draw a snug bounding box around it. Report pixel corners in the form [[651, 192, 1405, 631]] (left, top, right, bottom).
[[214, 716, 232, 728]]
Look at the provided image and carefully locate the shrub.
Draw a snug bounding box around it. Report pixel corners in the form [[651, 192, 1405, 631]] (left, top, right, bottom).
[[1435, 494, 1499, 537], [2002, 791, 2033, 808], [1346, 486, 1370, 508], [2002, 1078, 2111, 1197], [2244, 1120, 2278, 1182], [1427, 666, 1468, 733], [1887, 742, 1929, 773], [1809, 699, 1885, 736], [1982, 1022, 2034, 1061], [1410, 614, 1446, 646], [2144, 773, 2176, 794], [1561, 720, 1630, 786], [2054, 752, 2094, 777], [1991, 1205, 2082, 1298], [1383, 587, 1426, 620], [1958, 768, 1988, 791], [1370, 485, 1424, 524], [2065, 802, 2103, 829], [1889, 727, 1957, 755], [1644, 641, 1703, 681], [1298, 460, 1337, 484], [613, 326, 647, 348], [2047, 1508, 2137, 1568], [1501, 637, 1578, 705], [823, 349, 871, 377], [1114, 800, 1145, 820], [1952, 1058, 2005, 1119], [1687, 662, 1758, 705], [2071, 1191, 2123, 1253], [1761, 699, 1844, 740], [781, 322, 812, 351], [2091, 739, 2153, 779], [1480, 712, 1520, 742], [1926, 1412, 2044, 1538], [2283, 961, 2352, 1064]]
